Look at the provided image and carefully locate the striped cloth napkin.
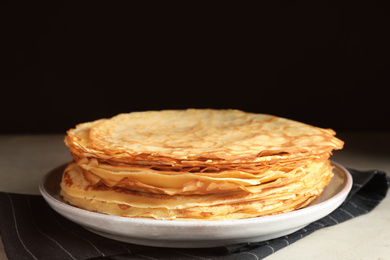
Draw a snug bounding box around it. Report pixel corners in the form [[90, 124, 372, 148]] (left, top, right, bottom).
[[0, 168, 388, 260]]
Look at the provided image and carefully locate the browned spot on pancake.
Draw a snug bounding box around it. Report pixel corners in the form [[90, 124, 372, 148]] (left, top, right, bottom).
[[200, 212, 213, 218], [63, 172, 73, 186], [118, 204, 131, 210]]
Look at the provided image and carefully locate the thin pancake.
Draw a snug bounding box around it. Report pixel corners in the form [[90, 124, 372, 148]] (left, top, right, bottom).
[[75, 156, 329, 195], [66, 109, 343, 163], [61, 160, 332, 220]]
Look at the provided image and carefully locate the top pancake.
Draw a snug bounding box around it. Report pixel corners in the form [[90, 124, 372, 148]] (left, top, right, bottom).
[[66, 109, 343, 163]]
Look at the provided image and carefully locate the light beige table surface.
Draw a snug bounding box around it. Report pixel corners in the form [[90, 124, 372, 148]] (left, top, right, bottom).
[[0, 133, 389, 260]]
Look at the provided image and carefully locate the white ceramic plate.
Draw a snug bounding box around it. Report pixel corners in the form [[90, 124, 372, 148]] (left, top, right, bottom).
[[40, 161, 352, 248]]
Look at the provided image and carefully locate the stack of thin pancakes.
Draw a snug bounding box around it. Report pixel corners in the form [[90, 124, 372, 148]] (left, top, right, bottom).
[[60, 109, 344, 220]]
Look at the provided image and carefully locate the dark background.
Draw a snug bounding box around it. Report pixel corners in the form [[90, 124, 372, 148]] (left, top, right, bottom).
[[1, 1, 389, 134]]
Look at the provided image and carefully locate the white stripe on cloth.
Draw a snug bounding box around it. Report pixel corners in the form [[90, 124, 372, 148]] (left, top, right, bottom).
[[265, 244, 275, 253], [349, 201, 368, 213], [136, 254, 160, 260], [356, 194, 383, 203], [26, 196, 76, 260], [7, 194, 38, 260], [48, 208, 106, 257], [244, 252, 260, 260], [327, 215, 339, 224], [339, 208, 355, 218], [173, 250, 212, 260]]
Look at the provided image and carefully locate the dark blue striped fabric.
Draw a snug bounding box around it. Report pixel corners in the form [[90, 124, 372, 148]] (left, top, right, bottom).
[[0, 169, 388, 260]]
